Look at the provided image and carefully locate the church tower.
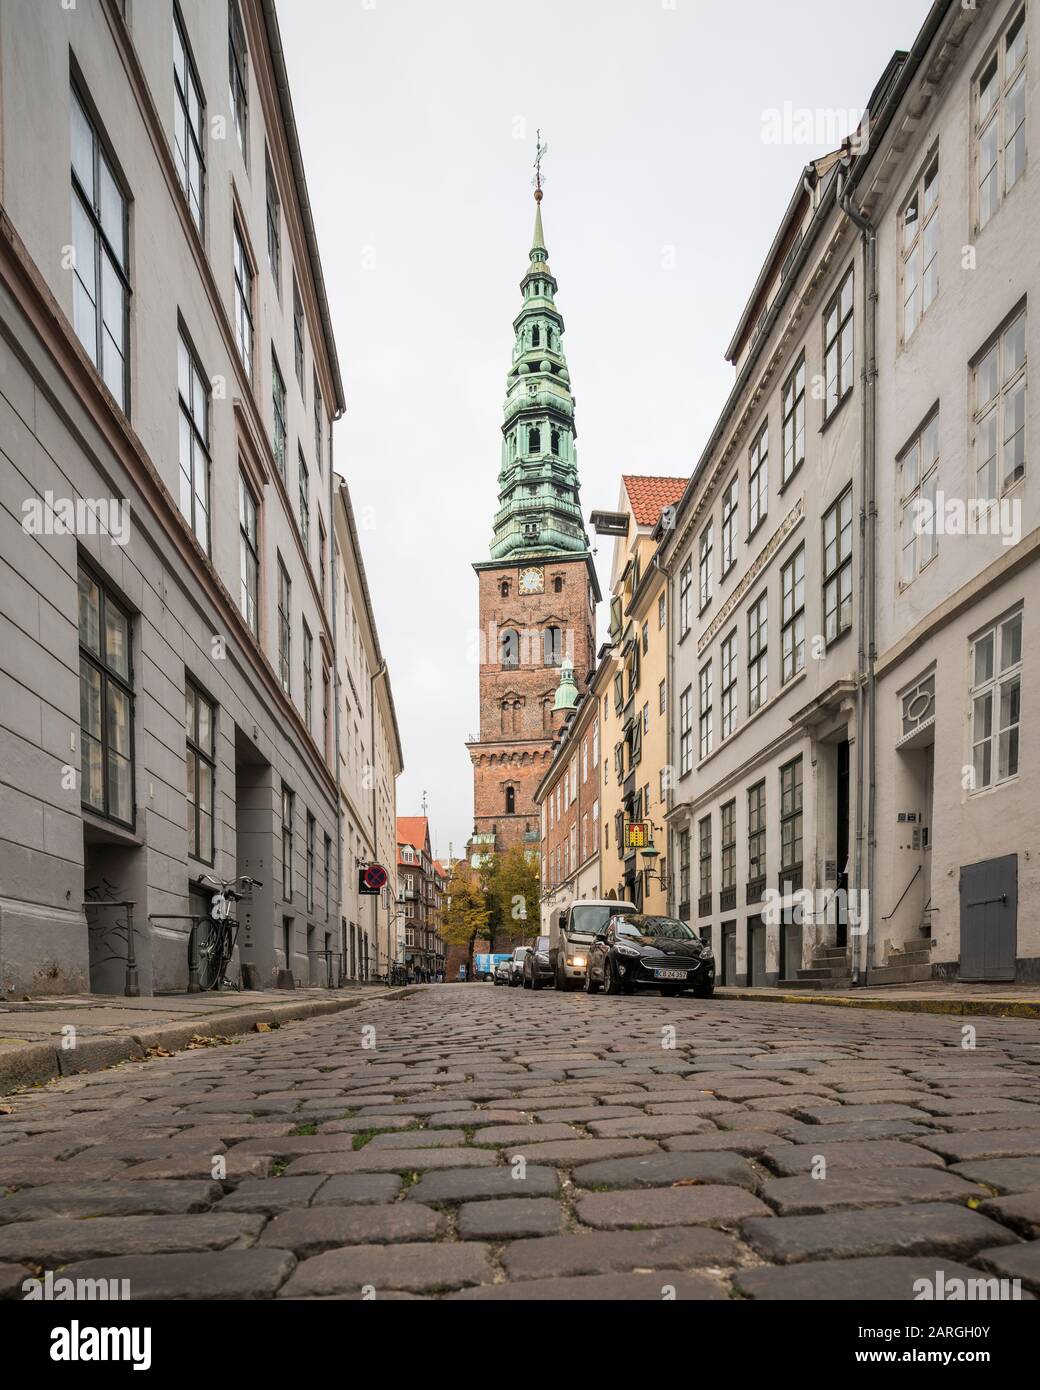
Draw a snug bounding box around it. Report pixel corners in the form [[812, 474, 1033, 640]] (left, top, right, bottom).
[[467, 175, 601, 865]]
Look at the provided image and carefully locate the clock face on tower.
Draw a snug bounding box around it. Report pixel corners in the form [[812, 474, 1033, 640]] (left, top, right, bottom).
[[518, 566, 544, 595]]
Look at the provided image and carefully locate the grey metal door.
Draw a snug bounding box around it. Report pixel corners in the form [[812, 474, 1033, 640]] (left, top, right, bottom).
[[722, 922, 736, 986], [960, 855, 1017, 982], [748, 917, 767, 986]]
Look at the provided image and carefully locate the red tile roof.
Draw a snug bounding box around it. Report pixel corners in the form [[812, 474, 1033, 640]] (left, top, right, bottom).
[[396, 816, 429, 854], [622, 475, 688, 528]]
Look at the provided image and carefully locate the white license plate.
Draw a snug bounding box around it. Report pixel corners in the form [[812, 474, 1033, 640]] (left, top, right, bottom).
[[654, 968, 687, 980]]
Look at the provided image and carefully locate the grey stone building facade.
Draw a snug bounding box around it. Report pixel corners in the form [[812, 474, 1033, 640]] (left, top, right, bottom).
[[663, 0, 1039, 986], [0, 0, 346, 993]]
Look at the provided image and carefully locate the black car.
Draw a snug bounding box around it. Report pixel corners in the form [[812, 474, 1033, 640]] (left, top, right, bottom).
[[522, 936, 554, 990], [584, 914, 715, 998]]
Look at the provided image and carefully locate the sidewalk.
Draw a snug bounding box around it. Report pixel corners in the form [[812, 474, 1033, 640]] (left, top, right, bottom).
[[715, 980, 1040, 1020], [0, 985, 415, 1092]]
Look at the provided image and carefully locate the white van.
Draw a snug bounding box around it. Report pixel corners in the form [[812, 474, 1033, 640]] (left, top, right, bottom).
[[549, 899, 638, 990]]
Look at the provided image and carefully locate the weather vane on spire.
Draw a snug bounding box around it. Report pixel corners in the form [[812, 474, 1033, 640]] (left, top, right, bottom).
[[533, 128, 548, 202]]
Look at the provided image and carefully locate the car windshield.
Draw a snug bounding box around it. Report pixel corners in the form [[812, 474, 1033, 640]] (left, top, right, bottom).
[[615, 916, 698, 942], [535, 937, 549, 951], [569, 903, 637, 935]]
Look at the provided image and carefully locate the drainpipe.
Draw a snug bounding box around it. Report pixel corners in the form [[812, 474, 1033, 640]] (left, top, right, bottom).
[[330, 458, 344, 985], [653, 549, 674, 913], [839, 163, 878, 987], [370, 661, 385, 974]]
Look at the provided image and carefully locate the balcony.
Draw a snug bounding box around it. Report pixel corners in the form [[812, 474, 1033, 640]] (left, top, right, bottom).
[[720, 885, 736, 912], [746, 877, 766, 906], [698, 893, 712, 918]]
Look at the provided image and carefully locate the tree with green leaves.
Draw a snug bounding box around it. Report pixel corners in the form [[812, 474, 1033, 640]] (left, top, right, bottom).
[[436, 859, 491, 975], [482, 844, 542, 947]]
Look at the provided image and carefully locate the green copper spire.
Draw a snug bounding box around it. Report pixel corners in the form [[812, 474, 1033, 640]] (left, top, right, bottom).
[[552, 658, 579, 712], [489, 183, 588, 562]]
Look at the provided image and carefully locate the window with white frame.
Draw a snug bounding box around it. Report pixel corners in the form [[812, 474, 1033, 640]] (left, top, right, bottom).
[[970, 610, 1022, 791], [901, 154, 938, 341], [699, 522, 714, 609], [173, 7, 205, 235], [781, 543, 805, 683], [823, 486, 854, 641], [679, 684, 693, 775], [899, 413, 939, 584], [973, 311, 1026, 502], [975, 9, 1026, 232], [232, 219, 253, 378], [698, 662, 713, 760], [721, 476, 739, 575], [749, 421, 768, 533], [238, 472, 259, 637], [721, 629, 737, 739], [679, 556, 692, 635], [747, 593, 768, 714], [824, 267, 854, 419], [781, 353, 805, 485], [229, 0, 249, 157]]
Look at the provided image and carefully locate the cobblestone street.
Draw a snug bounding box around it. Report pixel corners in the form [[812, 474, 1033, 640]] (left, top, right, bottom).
[[2, 985, 1040, 1301]]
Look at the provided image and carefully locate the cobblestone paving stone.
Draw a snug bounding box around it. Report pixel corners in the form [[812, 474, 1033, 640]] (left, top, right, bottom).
[[1, 985, 1039, 1300]]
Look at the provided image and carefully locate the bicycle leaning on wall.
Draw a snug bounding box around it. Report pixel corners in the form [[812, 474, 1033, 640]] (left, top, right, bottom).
[[190, 873, 262, 991]]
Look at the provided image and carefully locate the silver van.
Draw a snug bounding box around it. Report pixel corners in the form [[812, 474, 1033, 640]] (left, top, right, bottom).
[[549, 899, 638, 989]]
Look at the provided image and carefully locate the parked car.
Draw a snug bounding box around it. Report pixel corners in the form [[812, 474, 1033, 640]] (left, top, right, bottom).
[[493, 959, 512, 986], [508, 945, 530, 986], [549, 899, 639, 990], [584, 914, 715, 997], [522, 936, 554, 990]]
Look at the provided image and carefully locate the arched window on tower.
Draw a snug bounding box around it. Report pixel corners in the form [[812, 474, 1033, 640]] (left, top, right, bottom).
[[546, 328, 553, 349], [512, 699, 523, 734], [499, 579, 511, 598], [553, 575, 564, 594], [505, 786, 516, 815], [543, 626, 562, 667], [550, 429, 560, 456], [542, 696, 553, 732], [532, 326, 541, 347], [500, 629, 520, 669], [528, 427, 541, 454]]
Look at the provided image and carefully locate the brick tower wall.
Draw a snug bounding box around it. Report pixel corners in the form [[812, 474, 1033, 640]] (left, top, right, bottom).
[[469, 557, 596, 855]]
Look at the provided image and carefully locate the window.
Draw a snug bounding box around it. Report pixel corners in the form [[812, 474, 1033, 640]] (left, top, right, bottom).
[[781, 353, 805, 485], [902, 155, 939, 340], [322, 664, 331, 762], [749, 421, 768, 533], [720, 800, 736, 892], [228, 0, 249, 156], [748, 782, 766, 884], [698, 816, 712, 897], [679, 556, 692, 635], [679, 829, 691, 906], [679, 684, 693, 775], [185, 681, 214, 863], [543, 626, 562, 667], [528, 427, 541, 453], [70, 87, 129, 410], [721, 476, 739, 574], [277, 557, 291, 693], [265, 150, 281, 287], [823, 486, 854, 641], [974, 311, 1026, 501], [173, 7, 205, 234], [642, 621, 649, 655], [302, 622, 313, 731], [177, 328, 211, 552], [78, 564, 133, 826], [659, 678, 667, 715], [658, 591, 666, 628], [698, 662, 713, 759], [747, 593, 768, 714], [551, 428, 560, 456], [233, 221, 253, 378], [781, 544, 805, 683], [281, 783, 294, 899], [318, 518, 327, 602], [780, 757, 803, 875], [314, 374, 324, 474], [500, 628, 520, 669], [699, 522, 714, 610], [239, 473, 259, 636], [642, 701, 649, 734], [721, 629, 737, 739], [824, 267, 854, 419], [324, 833, 332, 920], [899, 414, 939, 584], [298, 451, 310, 554], [306, 812, 316, 913], [976, 10, 1026, 231], [970, 610, 1022, 790], [272, 350, 287, 479], [293, 275, 305, 391]]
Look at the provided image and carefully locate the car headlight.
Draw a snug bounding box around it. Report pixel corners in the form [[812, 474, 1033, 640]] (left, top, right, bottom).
[[615, 943, 641, 957], [568, 956, 586, 968], [700, 945, 714, 958]]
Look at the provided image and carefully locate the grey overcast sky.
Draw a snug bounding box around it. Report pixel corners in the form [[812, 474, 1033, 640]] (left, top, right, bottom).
[[278, 0, 933, 862]]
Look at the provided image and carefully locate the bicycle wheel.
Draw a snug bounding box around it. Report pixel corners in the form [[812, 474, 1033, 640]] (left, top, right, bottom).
[[193, 917, 226, 991]]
